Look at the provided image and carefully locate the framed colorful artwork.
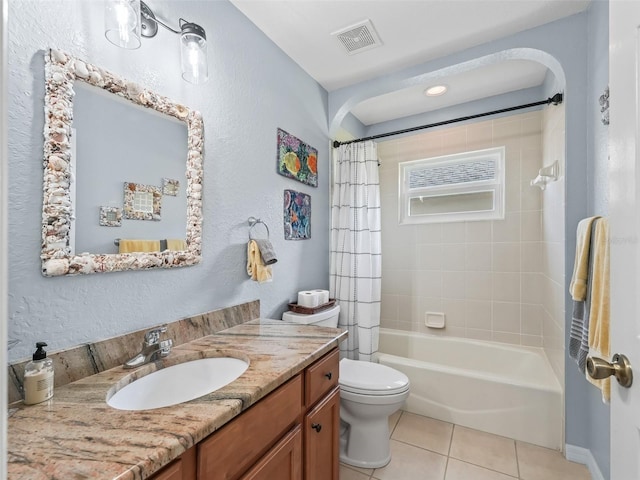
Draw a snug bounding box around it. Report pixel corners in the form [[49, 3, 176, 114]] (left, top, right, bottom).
[[284, 189, 311, 240], [277, 128, 318, 187]]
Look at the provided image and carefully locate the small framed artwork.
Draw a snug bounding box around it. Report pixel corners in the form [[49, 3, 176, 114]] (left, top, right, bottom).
[[277, 128, 318, 187], [284, 189, 311, 240], [162, 178, 180, 196], [99, 206, 122, 227], [123, 182, 162, 221]]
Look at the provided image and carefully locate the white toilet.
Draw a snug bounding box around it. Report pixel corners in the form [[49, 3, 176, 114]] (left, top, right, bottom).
[[282, 304, 410, 468]]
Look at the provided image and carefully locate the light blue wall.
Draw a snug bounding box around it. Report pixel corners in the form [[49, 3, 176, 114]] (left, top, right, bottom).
[[329, 6, 610, 478], [7, 0, 329, 362]]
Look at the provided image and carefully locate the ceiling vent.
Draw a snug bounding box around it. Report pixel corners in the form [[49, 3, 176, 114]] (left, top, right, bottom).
[[331, 19, 382, 55]]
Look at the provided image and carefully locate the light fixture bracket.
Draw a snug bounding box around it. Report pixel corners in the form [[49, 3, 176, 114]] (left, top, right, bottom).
[[140, 1, 158, 38], [180, 19, 206, 40]]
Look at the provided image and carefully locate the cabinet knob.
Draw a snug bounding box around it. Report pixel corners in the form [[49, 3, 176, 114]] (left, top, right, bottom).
[[311, 423, 322, 433], [324, 372, 332, 380]]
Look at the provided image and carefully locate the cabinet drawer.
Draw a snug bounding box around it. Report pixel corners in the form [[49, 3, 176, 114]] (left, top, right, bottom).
[[198, 374, 303, 480], [305, 349, 339, 408], [240, 426, 302, 480]]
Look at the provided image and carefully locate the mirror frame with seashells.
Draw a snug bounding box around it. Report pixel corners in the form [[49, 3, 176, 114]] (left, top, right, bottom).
[[41, 49, 204, 276]]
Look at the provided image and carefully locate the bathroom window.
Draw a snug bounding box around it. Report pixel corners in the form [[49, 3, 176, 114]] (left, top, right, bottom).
[[398, 146, 505, 224]]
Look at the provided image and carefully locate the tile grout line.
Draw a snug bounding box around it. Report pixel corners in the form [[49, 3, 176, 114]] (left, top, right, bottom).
[[514, 440, 522, 479], [442, 422, 456, 480]]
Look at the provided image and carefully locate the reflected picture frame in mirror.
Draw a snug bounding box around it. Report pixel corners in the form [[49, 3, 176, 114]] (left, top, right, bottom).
[[41, 49, 204, 276]]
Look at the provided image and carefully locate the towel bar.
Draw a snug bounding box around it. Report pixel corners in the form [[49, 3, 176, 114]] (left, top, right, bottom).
[[248, 217, 270, 239]]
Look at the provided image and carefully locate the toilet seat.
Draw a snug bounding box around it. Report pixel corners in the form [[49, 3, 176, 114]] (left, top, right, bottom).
[[339, 358, 409, 396]]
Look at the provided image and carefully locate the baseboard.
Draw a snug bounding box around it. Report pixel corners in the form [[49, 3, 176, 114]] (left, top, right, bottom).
[[565, 444, 606, 480]]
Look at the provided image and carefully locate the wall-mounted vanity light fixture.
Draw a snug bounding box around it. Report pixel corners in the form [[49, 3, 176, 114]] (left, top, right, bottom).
[[104, 0, 208, 84]]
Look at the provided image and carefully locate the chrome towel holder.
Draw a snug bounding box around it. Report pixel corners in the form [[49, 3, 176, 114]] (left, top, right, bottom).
[[248, 217, 270, 239]]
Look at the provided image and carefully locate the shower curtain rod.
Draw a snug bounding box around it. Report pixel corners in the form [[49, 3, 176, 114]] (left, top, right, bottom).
[[332, 92, 564, 148]]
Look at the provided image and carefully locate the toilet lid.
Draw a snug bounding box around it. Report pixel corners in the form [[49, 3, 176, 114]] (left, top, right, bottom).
[[339, 358, 410, 395]]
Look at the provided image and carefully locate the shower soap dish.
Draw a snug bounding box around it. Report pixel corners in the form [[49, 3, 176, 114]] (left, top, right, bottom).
[[425, 312, 446, 329]]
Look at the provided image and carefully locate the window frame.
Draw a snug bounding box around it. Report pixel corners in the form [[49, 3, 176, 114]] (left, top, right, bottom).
[[398, 146, 506, 225]]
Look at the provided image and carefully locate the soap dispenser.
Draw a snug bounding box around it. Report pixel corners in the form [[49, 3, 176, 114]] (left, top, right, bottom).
[[23, 342, 54, 405]]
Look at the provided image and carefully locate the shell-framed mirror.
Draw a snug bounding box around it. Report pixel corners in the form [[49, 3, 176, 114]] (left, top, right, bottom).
[[41, 49, 204, 276]]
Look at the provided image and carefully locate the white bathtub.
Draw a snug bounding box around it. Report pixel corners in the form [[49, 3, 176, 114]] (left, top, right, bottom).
[[376, 328, 562, 450]]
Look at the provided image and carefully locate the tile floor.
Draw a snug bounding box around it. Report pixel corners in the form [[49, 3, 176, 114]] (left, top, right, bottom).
[[340, 411, 592, 480]]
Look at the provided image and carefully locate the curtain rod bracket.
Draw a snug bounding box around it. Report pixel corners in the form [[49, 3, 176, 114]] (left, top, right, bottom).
[[332, 92, 564, 148], [549, 93, 563, 105]]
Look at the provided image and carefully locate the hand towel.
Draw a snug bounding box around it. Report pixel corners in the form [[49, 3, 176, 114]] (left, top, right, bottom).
[[569, 220, 599, 372], [247, 240, 272, 283], [569, 300, 590, 373], [253, 238, 278, 265], [569, 216, 600, 301], [118, 239, 161, 253], [586, 218, 610, 403]]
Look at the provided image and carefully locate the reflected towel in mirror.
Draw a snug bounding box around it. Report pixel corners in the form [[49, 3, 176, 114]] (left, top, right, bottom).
[[119, 239, 161, 253], [166, 239, 187, 251], [118, 239, 186, 253]]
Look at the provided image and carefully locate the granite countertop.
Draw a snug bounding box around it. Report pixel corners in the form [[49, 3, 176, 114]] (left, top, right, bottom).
[[7, 319, 347, 480]]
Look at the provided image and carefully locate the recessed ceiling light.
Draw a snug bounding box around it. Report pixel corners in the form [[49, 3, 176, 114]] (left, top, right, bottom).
[[425, 85, 448, 96]]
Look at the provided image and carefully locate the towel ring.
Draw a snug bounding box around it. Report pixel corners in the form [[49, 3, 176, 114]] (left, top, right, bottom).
[[248, 217, 270, 240]]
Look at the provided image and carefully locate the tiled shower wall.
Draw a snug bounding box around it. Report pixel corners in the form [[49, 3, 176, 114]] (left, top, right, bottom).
[[541, 104, 566, 380], [378, 109, 564, 352]]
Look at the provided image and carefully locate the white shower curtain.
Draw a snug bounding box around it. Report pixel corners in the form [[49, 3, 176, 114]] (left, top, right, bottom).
[[329, 141, 381, 362]]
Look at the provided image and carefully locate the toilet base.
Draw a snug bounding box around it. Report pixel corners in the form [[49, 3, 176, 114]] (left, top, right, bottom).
[[338, 418, 392, 469]]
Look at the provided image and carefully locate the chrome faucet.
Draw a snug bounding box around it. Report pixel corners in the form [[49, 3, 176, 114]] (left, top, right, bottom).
[[123, 325, 173, 369]]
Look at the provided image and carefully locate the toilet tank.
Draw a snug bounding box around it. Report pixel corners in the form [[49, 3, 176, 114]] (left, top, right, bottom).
[[282, 304, 340, 327]]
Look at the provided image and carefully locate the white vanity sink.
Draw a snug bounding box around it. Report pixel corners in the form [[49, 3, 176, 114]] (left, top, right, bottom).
[[107, 357, 249, 411]]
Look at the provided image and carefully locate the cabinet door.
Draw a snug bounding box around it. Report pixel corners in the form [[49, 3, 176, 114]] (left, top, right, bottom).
[[198, 375, 303, 480], [304, 387, 340, 480], [240, 426, 302, 480], [150, 446, 196, 480]]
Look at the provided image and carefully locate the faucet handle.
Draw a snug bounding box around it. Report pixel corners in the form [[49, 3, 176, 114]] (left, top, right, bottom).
[[159, 339, 173, 357], [144, 325, 168, 345]]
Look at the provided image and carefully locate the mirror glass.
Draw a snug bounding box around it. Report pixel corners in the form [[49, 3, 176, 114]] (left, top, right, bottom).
[[41, 49, 204, 276]]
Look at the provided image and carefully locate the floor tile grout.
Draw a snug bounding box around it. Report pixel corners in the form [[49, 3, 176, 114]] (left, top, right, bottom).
[[341, 410, 591, 480]]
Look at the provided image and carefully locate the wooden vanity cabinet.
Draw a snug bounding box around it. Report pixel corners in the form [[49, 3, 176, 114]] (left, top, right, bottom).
[[303, 349, 340, 480], [304, 387, 340, 480], [239, 425, 303, 480], [198, 374, 303, 480], [148, 348, 340, 480], [151, 446, 196, 480]]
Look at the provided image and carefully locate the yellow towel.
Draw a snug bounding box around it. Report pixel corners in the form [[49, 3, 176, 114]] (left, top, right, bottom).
[[166, 239, 187, 251], [118, 239, 161, 253], [569, 216, 601, 301], [247, 240, 272, 283], [587, 218, 610, 403]]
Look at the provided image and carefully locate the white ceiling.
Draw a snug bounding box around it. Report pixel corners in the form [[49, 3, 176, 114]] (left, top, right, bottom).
[[230, 0, 591, 126]]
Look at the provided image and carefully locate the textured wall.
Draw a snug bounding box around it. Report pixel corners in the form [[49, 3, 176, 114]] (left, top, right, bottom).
[[7, 0, 329, 362]]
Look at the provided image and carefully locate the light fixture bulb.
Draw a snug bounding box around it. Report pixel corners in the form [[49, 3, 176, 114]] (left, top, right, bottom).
[[180, 22, 208, 84], [105, 0, 141, 49], [425, 85, 448, 97]]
